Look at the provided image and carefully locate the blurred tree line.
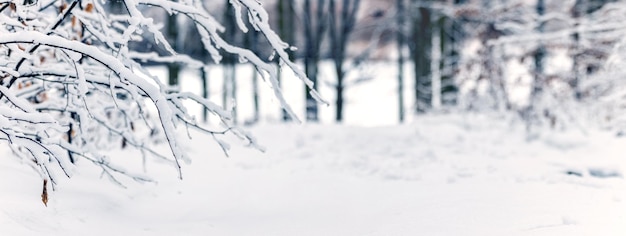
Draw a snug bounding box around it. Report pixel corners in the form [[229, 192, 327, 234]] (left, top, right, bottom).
[[140, 0, 621, 128]]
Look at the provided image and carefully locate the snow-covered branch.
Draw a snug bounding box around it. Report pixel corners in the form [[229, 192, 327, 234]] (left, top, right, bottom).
[[0, 0, 318, 190]]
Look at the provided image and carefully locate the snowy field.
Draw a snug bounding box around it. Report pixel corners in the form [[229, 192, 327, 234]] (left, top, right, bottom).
[[1, 64, 625, 235], [1, 113, 625, 235]]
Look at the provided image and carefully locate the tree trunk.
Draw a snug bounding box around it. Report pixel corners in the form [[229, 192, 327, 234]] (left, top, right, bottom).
[[222, 65, 237, 124], [335, 63, 344, 122], [201, 66, 209, 123], [397, 0, 405, 123], [167, 10, 179, 86], [222, 0, 238, 124], [252, 68, 259, 123], [278, 0, 295, 121], [524, 0, 546, 130], [304, 57, 319, 121], [531, 0, 545, 102], [329, 0, 360, 123], [411, 3, 432, 113], [572, 0, 586, 100], [250, 31, 260, 124], [303, 0, 327, 122], [431, 13, 442, 110], [441, 0, 462, 106]]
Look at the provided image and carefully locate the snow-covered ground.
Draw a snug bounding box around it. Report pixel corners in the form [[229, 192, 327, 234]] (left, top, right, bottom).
[[1, 114, 624, 235]]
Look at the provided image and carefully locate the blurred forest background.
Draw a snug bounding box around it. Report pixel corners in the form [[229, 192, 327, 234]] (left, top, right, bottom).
[[125, 0, 626, 131]]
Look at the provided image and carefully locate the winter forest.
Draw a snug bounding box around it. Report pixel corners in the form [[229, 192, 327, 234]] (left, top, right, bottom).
[[0, 0, 625, 235]]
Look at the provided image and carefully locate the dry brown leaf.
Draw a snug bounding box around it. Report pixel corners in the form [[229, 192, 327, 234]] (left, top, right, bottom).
[[41, 179, 48, 207], [85, 3, 94, 13], [59, 3, 67, 13]]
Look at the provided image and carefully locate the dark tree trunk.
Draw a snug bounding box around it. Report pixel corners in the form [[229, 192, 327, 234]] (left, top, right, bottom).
[[531, 0, 545, 103], [523, 0, 546, 130], [304, 57, 319, 121], [335, 62, 344, 122], [222, 0, 238, 123], [201, 66, 209, 123], [167, 9, 179, 86], [440, 0, 461, 106], [278, 0, 295, 121], [397, 0, 405, 123], [252, 68, 260, 123], [329, 0, 360, 122], [249, 27, 261, 124], [411, 4, 432, 113], [303, 0, 327, 122], [572, 0, 582, 100]]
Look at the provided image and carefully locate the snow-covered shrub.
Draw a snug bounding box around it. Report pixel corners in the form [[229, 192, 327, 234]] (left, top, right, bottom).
[[0, 0, 319, 190]]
